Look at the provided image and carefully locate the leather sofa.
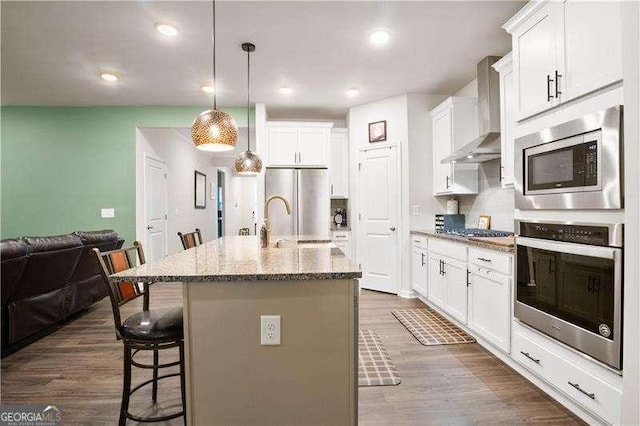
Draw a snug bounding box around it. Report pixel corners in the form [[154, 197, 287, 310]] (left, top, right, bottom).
[[1, 230, 124, 355]]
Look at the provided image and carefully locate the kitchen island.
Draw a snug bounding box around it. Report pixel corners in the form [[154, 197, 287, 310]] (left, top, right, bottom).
[[111, 235, 361, 425]]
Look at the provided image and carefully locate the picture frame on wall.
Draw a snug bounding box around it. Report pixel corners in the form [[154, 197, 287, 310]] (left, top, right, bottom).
[[368, 120, 387, 143], [195, 171, 206, 209], [478, 214, 491, 230]]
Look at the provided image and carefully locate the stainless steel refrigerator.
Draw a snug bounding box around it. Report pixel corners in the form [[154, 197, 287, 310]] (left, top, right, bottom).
[[265, 168, 330, 238]]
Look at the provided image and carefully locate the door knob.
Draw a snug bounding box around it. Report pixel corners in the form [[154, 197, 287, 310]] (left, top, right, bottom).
[[389, 227, 396, 231], [147, 225, 154, 230]]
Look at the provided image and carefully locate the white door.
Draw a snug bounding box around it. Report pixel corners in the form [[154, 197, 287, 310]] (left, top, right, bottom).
[[267, 126, 298, 166], [411, 246, 428, 296], [443, 257, 468, 324], [562, 1, 622, 102], [358, 146, 399, 294], [432, 109, 453, 194], [513, 1, 564, 120], [298, 128, 329, 166], [428, 254, 446, 309], [144, 156, 168, 262]]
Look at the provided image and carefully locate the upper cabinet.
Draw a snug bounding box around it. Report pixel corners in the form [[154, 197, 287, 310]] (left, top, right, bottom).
[[266, 122, 332, 167], [329, 128, 349, 198], [431, 97, 479, 196], [505, 0, 622, 121], [493, 53, 515, 188]]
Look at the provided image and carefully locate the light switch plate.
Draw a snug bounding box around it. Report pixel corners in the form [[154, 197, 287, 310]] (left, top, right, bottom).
[[412, 205, 420, 216], [101, 208, 115, 218]]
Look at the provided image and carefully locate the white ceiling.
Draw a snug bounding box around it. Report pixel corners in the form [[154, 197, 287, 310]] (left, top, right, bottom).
[[1, 1, 524, 119]]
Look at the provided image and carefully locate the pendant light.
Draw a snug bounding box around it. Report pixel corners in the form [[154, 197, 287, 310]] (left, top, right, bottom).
[[191, 0, 238, 152], [235, 42, 263, 175]]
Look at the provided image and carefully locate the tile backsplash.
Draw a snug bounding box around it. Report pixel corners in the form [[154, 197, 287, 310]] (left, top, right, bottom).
[[438, 159, 515, 232]]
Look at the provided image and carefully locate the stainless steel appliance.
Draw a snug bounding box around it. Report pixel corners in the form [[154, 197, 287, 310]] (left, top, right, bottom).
[[265, 168, 330, 238], [515, 220, 623, 369], [514, 106, 623, 210]]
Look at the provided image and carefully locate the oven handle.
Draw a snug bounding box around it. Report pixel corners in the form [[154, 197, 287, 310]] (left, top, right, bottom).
[[516, 236, 620, 260]]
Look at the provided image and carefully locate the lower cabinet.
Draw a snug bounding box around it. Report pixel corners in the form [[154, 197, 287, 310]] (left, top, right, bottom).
[[427, 251, 468, 324], [411, 237, 428, 296], [331, 230, 351, 258], [468, 266, 511, 353]]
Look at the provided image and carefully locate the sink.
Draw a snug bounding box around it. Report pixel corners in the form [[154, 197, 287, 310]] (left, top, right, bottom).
[[275, 240, 335, 249]]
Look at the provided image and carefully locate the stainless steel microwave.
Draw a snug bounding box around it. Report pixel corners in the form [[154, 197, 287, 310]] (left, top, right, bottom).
[[515, 106, 623, 210]]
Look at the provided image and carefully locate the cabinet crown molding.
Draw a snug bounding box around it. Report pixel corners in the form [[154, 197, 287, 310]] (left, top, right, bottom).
[[492, 51, 513, 72], [429, 96, 477, 118], [266, 121, 335, 128], [502, 0, 550, 34]]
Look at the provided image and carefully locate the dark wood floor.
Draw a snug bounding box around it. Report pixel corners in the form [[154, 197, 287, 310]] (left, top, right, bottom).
[[1, 285, 582, 425]]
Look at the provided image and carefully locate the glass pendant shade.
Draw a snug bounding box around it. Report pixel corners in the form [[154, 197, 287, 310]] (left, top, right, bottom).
[[191, 109, 238, 152], [235, 149, 263, 175]]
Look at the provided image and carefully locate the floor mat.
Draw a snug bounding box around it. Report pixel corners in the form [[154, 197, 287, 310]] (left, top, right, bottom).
[[391, 307, 476, 346], [358, 329, 401, 386]]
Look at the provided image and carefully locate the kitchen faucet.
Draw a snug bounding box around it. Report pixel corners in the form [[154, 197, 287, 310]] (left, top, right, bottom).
[[262, 195, 292, 247]]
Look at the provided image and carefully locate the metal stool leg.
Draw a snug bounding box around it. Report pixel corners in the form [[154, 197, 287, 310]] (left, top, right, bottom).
[[152, 346, 159, 403], [120, 345, 132, 426], [179, 341, 187, 425]]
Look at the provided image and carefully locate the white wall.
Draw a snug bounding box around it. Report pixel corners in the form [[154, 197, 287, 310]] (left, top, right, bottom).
[[136, 128, 218, 254], [454, 78, 478, 98], [621, 2, 640, 423]]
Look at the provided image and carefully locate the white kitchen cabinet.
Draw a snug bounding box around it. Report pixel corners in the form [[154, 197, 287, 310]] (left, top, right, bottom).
[[468, 266, 511, 353], [331, 229, 351, 258], [442, 257, 468, 324], [510, 1, 564, 120], [430, 97, 479, 195], [492, 53, 515, 188], [329, 129, 349, 198], [428, 254, 446, 309], [411, 236, 428, 297], [505, 1, 622, 121], [266, 122, 332, 167], [562, 1, 622, 102]]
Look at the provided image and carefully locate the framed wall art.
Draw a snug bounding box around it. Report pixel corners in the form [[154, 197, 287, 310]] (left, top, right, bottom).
[[195, 171, 206, 209], [368, 120, 387, 143]]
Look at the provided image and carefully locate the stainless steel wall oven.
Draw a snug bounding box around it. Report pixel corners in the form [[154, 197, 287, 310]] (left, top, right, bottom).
[[515, 106, 623, 210], [515, 220, 623, 370]]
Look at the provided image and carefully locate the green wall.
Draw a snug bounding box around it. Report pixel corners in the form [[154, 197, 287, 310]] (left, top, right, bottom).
[[1, 106, 249, 243]]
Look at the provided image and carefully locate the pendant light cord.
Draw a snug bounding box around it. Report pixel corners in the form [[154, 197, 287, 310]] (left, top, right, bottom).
[[212, 0, 217, 110], [246, 47, 251, 151]]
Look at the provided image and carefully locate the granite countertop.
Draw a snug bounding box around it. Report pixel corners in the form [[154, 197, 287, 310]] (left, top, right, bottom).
[[410, 229, 515, 253], [111, 235, 362, 283]]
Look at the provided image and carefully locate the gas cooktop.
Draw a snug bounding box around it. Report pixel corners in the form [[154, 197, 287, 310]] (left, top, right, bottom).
[[440, 228, 514, 238]]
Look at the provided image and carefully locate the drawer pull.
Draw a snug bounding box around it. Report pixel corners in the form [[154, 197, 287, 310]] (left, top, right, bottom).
[[413, 240, 421, 243], [334, 235, 347, 239], [477, 257, 492, 263], [520, 351, 540, 364], [568, 381, 595, 400]]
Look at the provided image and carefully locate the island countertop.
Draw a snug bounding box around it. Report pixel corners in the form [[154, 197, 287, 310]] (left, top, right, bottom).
[[111, 235, 362, 283]]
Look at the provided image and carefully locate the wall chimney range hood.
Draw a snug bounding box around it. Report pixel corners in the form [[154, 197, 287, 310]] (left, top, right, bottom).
[[441, 56, 502, 164]]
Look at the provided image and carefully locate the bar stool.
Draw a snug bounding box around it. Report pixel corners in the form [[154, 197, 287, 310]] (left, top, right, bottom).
[[92, 242, 186, 425], [177, 228, 203, 250]]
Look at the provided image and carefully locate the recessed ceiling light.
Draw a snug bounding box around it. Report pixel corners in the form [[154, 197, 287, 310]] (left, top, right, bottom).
[[279, 86, 292, 95], [155, 22, 179, 37], [100, 72, 119, 82], [201, 85, 215, 94], [346, 88, 360, 97], [369, 29, 390, 46]]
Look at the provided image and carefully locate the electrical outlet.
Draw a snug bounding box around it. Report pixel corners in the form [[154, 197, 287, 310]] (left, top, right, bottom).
[[260, 315, 281, 345], [101, 208, 115, 218], [412, 205, 420, 216]]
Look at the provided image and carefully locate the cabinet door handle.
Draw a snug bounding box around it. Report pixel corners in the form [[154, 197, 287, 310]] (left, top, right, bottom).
[[477, 257, 492, 263], [546, 74, 554, 102], [466, 269, 471, 286], [421, 253, 425, 266], [568, 381, 595, 400], [330, 184, 334, 195], [520, 351, 540, 364], [555, 70, 562, 98], [500, 166, 504, 182], [442, 261, 446, 276], [446, 175, 451, 189]]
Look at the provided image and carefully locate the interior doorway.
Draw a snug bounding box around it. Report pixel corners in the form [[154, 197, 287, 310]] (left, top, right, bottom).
[[217, 170, 225, 238], [143, 155, 168, 262]]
